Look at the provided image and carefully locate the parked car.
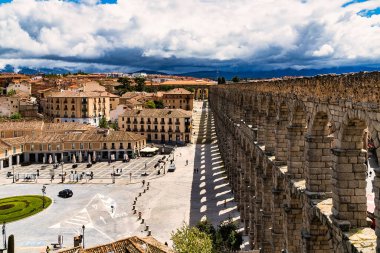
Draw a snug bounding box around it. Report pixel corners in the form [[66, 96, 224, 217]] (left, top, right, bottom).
[[168, 163, 176, 172], [58, 189, 73, 198]]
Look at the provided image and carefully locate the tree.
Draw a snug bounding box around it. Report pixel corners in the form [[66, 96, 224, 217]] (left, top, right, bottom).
[[217, 77, 226, 84], [6, 89, 16, 96], [154, 100, 164, 109], [171, 223, 213, 253], [117, 77, 132, 90], [110, 121, 119, 130], [196, 220, 216, 246], [145, 100, 156, 109], [99, 117, 109, 128], [232, 76, 240, 83], [10, 112, 22, 120], [214, 219, 243, 252], [134, 77, 146, 92]]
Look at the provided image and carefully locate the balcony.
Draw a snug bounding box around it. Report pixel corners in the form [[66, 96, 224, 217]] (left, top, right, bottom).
[[140, 128, 145, 132], [71, 115, 75, 118], [160, 129, 165, 132], [64, 100, 67, 104], [154, 120, 158, 124], [147, 120, 152, 124], [160, 120, 165, 124], [175, 121, 180, 125], [168, 128, 173, 133], [133, 128, 138, 132], [133, 120, 138, 124], [140, 120, 145, 124], [168, 120, 173, 124], [71, 107, 75, 110], [127, 120, 131, 124], [64, 107, 68, 111], [127, 128, 132, 131]]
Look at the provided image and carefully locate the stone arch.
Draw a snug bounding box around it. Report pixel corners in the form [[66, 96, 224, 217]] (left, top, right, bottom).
[[302, 214, 333, 252], [264, 96, 277, 154], [332, 113, 369, 228], [275, 99, 290, 162], [256, 95, 267, 145]]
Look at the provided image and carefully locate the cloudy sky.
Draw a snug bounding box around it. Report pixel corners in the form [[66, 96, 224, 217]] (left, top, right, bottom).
[[0, 0, 379, 73]]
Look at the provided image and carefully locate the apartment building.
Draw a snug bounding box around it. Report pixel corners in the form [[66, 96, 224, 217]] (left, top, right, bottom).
[[0, 96, 20, 117], [45, 91, 117, 126], [161, 88, 194, 111], [118, 109, 192, 144]]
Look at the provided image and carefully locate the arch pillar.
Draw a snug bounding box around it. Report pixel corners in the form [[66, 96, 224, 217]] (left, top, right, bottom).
[[331, 148, 367, 228], [287, 125, 306, 179]]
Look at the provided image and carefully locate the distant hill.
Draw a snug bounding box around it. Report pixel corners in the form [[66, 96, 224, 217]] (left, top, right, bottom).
[[180, 66, 380, 80], [130, 70, 169, 75]]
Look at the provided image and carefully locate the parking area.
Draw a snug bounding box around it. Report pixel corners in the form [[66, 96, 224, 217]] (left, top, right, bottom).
[[0, 154, 172, 185]]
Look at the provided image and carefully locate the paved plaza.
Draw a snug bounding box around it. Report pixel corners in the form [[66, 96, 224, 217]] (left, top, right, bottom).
[[0, 101, 247, 252]]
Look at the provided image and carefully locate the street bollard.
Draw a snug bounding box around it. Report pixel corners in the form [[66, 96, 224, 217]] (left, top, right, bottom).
[[138, 212, 142, 219], [139, 193, 142, 197], [143, 189, 146, 193], [147, 230, 151, 236], [145, 225, 149, 231], [135, 197, 137, 201], [132, 205, 135, 210], [133, 201, 136, 205], [147, 182, 150, 186], [133, 210, 137, 214], [141, 218, 144, 224], [147, 186, 149, 190]]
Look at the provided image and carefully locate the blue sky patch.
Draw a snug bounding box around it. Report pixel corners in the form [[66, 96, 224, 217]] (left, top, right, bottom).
[[0, 0, 12, 4], [342, 0, 369, 8], [358, 7, 380, 17]]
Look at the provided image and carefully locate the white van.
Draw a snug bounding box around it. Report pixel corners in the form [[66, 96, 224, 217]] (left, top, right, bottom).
[[168, 163, 176, 172]]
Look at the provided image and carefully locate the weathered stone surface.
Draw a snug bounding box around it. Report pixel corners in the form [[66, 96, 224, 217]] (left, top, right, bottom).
[[210, 73, 380, 253]]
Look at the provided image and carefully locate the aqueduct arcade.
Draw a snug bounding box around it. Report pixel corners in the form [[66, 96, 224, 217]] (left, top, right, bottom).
[[209, 72, 380, 253]]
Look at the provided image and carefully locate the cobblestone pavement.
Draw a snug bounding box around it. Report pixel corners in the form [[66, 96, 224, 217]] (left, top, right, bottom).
[[1, 100, 247, 252], [0, 155, 167, 185]]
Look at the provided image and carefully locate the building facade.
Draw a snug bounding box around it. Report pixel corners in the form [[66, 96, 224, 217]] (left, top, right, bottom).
[[45, 91, 113, 126], [0, 122, 146, 169], [0, 96, 19, 117], [161, 88, 194, 111], [118, 109, 192, 144]]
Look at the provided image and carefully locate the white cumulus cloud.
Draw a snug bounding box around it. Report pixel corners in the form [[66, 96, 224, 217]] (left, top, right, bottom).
[[0, 0, 379, 71]]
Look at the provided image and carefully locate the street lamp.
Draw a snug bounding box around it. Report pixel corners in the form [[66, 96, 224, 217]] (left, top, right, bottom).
[[41, 186, 46, 208], [112, 165, 115, 184], [61, 162, 64, 183], [2, 223, 6, 250], [12, 166, 14, 183], [82, 225, 85, 249]]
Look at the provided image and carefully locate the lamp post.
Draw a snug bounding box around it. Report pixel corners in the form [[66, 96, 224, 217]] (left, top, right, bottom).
[[82, 225, 85, 249], [112, 165, 115, 184], [41, 185, 46, 208], [2, 223, 6, 250], [61, 162, 64, 183], [12, 166, 14, 183]]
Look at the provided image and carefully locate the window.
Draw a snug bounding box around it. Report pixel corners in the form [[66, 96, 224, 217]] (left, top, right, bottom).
[[57, 144, 60, 150], [13, 147, 16, 154], [72, 143, 75, 149], [80, 143, 84, 149], [31, 144, 34, 151], [5, 150, 7, 157], [0, 132, 4, 138], [89, 143, 92, 149], [48, 144, 52, 151], [39, 144, 43, 151]]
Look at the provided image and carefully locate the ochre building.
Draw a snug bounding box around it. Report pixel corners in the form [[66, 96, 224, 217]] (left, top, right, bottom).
[[118, 109, 192, 144]]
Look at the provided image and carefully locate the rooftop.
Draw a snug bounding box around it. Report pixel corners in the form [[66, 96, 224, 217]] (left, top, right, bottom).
[[162, 88, 193, 95], [121, 109, 192, 118], [58, 236, 173, 253]]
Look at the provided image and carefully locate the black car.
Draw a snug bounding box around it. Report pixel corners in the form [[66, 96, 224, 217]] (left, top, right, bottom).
[[58, 189, 73, 198]]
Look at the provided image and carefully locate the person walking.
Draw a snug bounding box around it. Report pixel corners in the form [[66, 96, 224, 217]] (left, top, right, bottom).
[[186, 160, 188, 166]]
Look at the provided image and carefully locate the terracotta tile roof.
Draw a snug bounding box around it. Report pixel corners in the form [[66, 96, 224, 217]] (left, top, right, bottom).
[[0, 121, 44, 131], [121, 109, 192, 118], [1, 137, 27, 146], [63, 130, 145, 142], [23, 134, 65, 144], [0, 141, 11, 150], [58, 236, 173, 253], [163, 88, 193, 95], [43, 122, 96, 132], [47, 91, 115, 98]]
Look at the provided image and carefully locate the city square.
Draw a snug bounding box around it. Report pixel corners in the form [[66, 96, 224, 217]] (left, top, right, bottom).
[[0, 101, 246, 252]]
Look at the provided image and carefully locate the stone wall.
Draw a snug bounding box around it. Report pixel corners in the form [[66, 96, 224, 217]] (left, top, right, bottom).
[[209, 71, 380, 253]]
